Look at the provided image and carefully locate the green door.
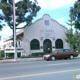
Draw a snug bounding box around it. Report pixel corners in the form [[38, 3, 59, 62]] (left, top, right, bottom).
[[43, 39, 52, 53]]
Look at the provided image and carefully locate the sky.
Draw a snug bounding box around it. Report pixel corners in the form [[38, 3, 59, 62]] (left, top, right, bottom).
[[0, 0, 77, 40]]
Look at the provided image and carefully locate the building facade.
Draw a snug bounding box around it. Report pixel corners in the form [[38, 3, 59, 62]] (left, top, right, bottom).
[[21, 14, 69, 56]]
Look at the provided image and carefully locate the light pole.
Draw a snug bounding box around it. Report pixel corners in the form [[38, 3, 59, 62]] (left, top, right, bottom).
[[0, 36, 1, 57], [13, 0, 17, 60]]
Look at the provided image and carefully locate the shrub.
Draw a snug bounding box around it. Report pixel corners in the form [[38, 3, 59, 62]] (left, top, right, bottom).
[[20, 55, 31, 58], [0, 57, 4, 60], [20, 52, 45, 58], [0, 50, 5, 58], [5, 52, 21, 59], [31, 52, 44, 57]]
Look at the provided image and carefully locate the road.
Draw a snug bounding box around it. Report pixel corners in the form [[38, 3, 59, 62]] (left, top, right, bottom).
[[0, 58, 80, 80]]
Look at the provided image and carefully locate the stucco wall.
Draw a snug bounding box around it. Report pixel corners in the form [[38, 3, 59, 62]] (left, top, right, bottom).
[[23, 14, 69, 56]]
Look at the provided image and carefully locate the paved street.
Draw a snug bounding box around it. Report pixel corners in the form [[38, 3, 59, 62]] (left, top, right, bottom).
[[0, 58, 80, 80]]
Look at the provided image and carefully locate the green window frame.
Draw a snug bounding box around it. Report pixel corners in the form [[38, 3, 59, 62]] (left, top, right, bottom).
[[30, 39, 40, 50], [55, 39, 63, 49]]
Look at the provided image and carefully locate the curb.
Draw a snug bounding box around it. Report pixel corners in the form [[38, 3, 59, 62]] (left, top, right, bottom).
[[20, 59, 43, 62], [18, 58, 43, 62], [0, 60, 20, 64], [0, 58, 43, 63], [0, 56, 80, 63]]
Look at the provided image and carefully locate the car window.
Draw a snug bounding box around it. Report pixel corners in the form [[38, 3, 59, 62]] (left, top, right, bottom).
[[53, 50, 59, 53], [64, 49, 71, 52], [58, 49, 71, 53], [53, 49, 72, 53], [65, 49, 69, 52], [68, 49, 72, 52], [58, 49, 63, 53]]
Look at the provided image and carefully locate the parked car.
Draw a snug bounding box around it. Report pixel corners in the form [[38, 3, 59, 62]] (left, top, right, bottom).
[[43, 49, 78, 61]]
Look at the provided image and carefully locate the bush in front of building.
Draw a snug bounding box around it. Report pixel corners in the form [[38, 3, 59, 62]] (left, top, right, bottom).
[[21, 55, 32, 58], [31, 52, 44, 57], [0, 50, 4, 57], [5, 52, 21, 59], [0, 57, 3, 60], [21, 52, 45, 58], [0, 50, 5, 60]]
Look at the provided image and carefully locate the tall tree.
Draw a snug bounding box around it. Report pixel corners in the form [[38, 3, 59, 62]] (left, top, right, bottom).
[[65, 28, 74, 50], [0, 0, 41, 46], [0, 25, 3, 31], [66, 15, 74, 49], [70, 0, 80, 30], [65, 28, 80, 51], [72, 30, 80, 51], [0, 0, 41, 29], [67, 14, 75, 29], [0, 13, 4, 31]]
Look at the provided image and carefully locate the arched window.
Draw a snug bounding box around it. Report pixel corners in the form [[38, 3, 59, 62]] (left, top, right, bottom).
[[30, 39, 40, 50], [55, 39, 63, 49]]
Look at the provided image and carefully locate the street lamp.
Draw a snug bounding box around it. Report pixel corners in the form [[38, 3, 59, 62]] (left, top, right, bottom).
[[0, 36, 1, 57], [13, 0, 17, 60]]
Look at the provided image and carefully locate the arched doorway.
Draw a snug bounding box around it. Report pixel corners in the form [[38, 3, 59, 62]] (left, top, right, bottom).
[[43, 39, 52, 53], [55, 39, 63, 49]]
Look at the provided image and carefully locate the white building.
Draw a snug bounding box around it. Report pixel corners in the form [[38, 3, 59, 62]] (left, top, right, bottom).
[[3, 14, 69, 56], [22, 14, 69, 56]]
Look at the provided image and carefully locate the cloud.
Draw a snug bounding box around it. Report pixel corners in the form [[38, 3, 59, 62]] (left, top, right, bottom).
[[56, 17, 65, 23], [56, 17, 68, 27], [16, 0, 76, 9], [15, 0, 76, 9], [1, 0, 76, 39], [37, 0, 76, 9]]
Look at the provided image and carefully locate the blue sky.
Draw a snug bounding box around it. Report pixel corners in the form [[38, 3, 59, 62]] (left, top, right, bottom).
[[0, 0, 76, 40]]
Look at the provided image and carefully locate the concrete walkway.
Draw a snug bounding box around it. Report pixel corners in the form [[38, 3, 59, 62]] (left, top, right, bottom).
[[18, 57, 43, 62], [0, 57, 43, 63], [0, 55, 80, 63]]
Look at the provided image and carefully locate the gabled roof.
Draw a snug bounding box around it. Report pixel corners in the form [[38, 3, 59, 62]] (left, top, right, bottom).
[[4, 14, 67, 42], [32, 14, 67, 29], [4, 29, 24, 42]]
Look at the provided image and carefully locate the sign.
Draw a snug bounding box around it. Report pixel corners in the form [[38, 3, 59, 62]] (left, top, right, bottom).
[[40, 30, 54, 33], [5, 47, 23, 53], [44, 20, 49, 25], [40, 30, 54, 37]]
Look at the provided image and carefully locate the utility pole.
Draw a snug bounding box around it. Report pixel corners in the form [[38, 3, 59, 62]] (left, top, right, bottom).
[[0, 36, 1, 57], [13, 0, 17, 60]]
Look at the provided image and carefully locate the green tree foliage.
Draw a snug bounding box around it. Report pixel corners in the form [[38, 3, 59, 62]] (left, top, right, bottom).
[[66, 15, 74, 50], [70, 0, 80, 30], [0, 25, 3, 31], [67, 15, 75, 28], [66, 29, 80, 51], [0, 14, 4, 31], [66, 15, 80, 51], [74, 31, 80, 45], [65, 28, 74, 50], [73, 30, 80, 52], [0, 0, 41, 29]]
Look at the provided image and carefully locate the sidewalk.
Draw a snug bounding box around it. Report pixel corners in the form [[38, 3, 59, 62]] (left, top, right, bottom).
[[0, 57, 43, 63], [0, 55, 80, 63], [18, 57, 43, 62]]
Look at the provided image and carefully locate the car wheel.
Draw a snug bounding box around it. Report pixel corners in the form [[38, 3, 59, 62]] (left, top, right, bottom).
[[70, 55, 74, 59], [64, 58, 67, 59], [51, 56, 55, 61]]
